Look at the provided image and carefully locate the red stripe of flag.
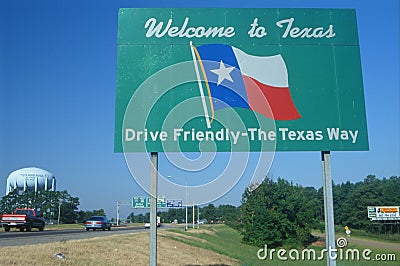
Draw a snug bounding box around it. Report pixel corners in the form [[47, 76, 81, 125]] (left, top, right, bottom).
[[243, 75, 301, 120]]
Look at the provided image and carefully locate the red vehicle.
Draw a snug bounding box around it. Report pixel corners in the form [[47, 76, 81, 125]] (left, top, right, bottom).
[[1, 208, 46, 232]]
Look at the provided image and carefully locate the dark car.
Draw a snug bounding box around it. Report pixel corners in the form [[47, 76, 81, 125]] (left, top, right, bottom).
[[85, 216, 111, 231]]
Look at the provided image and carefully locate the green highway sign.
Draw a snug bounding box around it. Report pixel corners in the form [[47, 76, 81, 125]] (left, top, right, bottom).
[[132, 196, 149, 208], [151, 196, 167, 208], [115, 8, 368, 152], [132, 196, 167, 208]]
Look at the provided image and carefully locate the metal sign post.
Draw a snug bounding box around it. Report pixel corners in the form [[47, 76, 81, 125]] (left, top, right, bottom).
[[322, 151, 336, 266], [116, 201, 119, 226], [116, 200, 131, 225], [150, 152, 158, 266]]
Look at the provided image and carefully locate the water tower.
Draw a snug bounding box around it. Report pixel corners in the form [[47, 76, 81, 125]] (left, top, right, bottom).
[[5, 167, 56, 195]]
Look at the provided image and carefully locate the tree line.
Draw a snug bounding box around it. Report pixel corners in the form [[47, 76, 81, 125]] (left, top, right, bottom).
[[240, 175, 399, 248], [126, 203, 239, 225], [0, 190, 105, 224], [332, 175, 400, 230], [129, 175, 399, 248]]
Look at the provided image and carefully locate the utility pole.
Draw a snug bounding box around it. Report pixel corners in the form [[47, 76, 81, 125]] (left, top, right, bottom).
[[185, 204, 188, 231], [116, 201, 120, 226], [115, 200, 131, 226], [57, 201, 62, 225], [192, 202, 195, 229]]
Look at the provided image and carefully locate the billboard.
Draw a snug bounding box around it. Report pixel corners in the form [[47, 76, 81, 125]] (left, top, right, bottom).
[[115, 8, 368, 152], [367, 206, 400, 221]]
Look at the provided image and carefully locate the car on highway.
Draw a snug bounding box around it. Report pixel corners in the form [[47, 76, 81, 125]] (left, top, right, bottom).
[[85, 216, 111, 231], [144, 216, 161, 228], [1, 208, 45, 232]]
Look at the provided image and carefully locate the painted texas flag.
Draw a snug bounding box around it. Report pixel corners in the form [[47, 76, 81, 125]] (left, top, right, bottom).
[[191, 43, 301, 125]]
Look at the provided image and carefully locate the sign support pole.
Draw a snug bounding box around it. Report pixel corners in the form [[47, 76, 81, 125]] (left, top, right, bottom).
[[150, 152, 158, 266], [322, 151, 336, 266], [116, 201, 119, 226], [185, 178, 188, 231]]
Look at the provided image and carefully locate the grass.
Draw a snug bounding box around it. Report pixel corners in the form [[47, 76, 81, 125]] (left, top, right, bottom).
[[326, 224, 400, 242], [163, 224, 399, 266], [164, 225, 327, 265], [46, 223, 85, 230], [342, 228, 400, 243], [165, 225, 260, 264]]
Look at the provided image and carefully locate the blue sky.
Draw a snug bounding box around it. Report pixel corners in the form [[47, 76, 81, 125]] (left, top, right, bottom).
[[0, 0, 399, 219]]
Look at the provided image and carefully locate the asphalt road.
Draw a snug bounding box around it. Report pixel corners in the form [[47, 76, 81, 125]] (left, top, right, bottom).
[[0, 226, 150, 247]]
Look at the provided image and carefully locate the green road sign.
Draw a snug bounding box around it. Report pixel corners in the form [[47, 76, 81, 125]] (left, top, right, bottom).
[[132, 196, 167, 208], [149, 196, 167, 208], [132, 196, 149, 208], [115, 8, 368, 152]]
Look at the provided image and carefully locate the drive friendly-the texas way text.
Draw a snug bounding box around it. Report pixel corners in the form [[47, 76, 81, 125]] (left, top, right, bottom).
[[124, 128, 359, 144]]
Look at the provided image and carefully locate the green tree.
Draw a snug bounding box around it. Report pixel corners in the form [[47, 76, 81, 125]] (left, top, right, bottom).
[[202, 204, 216, 223], [0, 189, 20, 214], [92, 209, 106, 216], [127, 212, 135, 223], [76, 209, 106, 223], [0, 190, 80, 224], [339, 175, 383, 229], [241, 178, 318, 248], [215, 204, 240, 228], [144, 212, 150, 222], [57, 190, 80, 224], [136, 213, 145, 223], [333, 181, 355, 226], [160, 208, 185, 223], [333, 175, 400, 231], [381, 176, 400, 205]]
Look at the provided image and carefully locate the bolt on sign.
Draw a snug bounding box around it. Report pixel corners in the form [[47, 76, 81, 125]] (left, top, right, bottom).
[[115, 8, 368, 152]]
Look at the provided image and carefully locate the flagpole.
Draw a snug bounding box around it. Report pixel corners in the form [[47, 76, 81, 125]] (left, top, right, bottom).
[[190, 41, 211, 129]]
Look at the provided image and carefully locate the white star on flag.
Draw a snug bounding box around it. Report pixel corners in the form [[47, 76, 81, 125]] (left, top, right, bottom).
[[210, 60, 234, 85]]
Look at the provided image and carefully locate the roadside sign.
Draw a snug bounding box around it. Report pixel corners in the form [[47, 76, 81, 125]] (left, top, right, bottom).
[[367, 206, 400, 221], [115, 8, 368, 152], [132, 196, 149, 208], [133, 196, 167, 208], [167, 199, 183, 208], [156, 196, 166, 208], [133, 196, 184, 208]]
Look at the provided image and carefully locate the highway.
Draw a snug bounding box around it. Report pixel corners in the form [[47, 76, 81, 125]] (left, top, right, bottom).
[[0, 226, 151, 247]]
